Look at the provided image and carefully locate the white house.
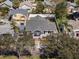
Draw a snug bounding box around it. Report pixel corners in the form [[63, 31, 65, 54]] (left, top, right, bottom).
[[28, 14, 55, 20], [19, 1, 37, 12]]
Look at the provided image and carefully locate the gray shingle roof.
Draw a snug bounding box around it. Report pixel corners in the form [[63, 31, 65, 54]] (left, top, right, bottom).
[[9, 9, 28, 16], [0, 0, 12, 7], [26, 16, 57, 33], [0, 20, 14, 36]]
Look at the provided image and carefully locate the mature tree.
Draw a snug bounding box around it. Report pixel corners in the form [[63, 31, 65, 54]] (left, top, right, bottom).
[[56, 17, 69, 32], [0, 7, 9, 16], [55, 2, 67, 18], [76, 0, 79, 5], [17, 32, 34, 47], [55, 2, 68, 32], [41, 33, 79, 59], [0, 0, 6, 3], [15, 32, 34, 59], [12, 0, 20, 9], [0, 34, 15, 49], [32, 1, 44, 13]]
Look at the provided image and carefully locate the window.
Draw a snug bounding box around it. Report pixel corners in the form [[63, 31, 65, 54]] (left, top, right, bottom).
[[34, 30, 41, 36], [76, 31, 79, 37], [20, 23, 24, 25], [21, 16, 25, 18], [76, 33, 79, 37]]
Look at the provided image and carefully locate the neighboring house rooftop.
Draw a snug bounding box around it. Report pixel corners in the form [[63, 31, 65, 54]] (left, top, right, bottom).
[[0, 19, 14, 36], [0, 0, 12, 8], [9, 9, 28, 16], [67, 2, 77, 7], [68, 20, 79, 30], [26, 16, 57, 33], [44, 0, 56, 8], [28, 14, 55, 19], [68, 12, 79, 20], [20, 1, 36, 8]]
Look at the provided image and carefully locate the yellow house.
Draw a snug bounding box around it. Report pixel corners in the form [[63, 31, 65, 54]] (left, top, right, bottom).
[[12, 13, 27, 27]]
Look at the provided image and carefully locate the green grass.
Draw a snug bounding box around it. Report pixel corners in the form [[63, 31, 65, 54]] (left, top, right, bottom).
[[0, 55, 40, 59], [0, 56, 17, 59]]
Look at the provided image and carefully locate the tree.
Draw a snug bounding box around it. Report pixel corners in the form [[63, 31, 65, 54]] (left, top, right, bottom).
[[0, 7, 9, 16], [32, 1, 44, 13], [55, 2, 68, 32], [76, 0, 79, 5], [12, 0, 20, 9], [55, 2, 67, 18], [15, 32, 34, 59], [0, 0, 6, 3], [41, 33, 79, 59], [0, 34, 15, 49]]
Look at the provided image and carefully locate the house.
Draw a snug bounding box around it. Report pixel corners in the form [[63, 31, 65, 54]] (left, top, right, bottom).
[[44, 0, 63, 4], [19, 0, 37, 12], [67, 0, 74, 2], [68, 20, 79, 39], [0, 19, 14, 36], [8, 9, 28, 32], [44, 0, 56, 7], [67, 12, 79, 20], [0, 0, 13, 9], [12, 14, 27, 27], [9, 9, 28, 16], [67, 2, 77, 14], [22, 0, 35, 2], [26, 16, 58, 39], [28, 14, 55, 21]]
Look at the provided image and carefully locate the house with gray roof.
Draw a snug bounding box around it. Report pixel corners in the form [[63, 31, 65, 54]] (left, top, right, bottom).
[[26, 16, 58, 38], [44, 0, 56, 7], [19, 0, 37, 13], [9, 9, 28, 16], [68, 20, 79, 39], [8, 9, 28, 21], [0, 0, 13, 9], [8, 9, 28, 32], [0, 19, 14, 36]]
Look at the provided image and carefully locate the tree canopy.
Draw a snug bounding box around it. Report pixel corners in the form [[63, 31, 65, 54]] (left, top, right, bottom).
[[32, 1, 44, 13], [12, 0, 20, 9], [0, 0, 6, 3], [41, 33, 79, 59], [55, 2, 67, 19], [0, 7, 9, 16], [76, 0, 79, 5]]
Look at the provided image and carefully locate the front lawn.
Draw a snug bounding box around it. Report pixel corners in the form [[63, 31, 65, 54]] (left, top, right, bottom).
[[0, 56, 17, 59], [0, 55, 40, 59]]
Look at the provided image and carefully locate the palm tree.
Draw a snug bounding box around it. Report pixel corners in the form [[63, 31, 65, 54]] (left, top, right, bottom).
[[55, 1, 71, 32]]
